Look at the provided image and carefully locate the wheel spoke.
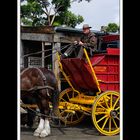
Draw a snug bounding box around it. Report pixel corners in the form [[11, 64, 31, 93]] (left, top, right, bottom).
[[115, 116, 120, 121], [115, 106, 120, 111], [110, 94, 112, 108], [97, 103, 107, 110], [109, 118, 112, 132], [103, 96, 109, 109], [71, 114, 74, 122], [61, 98, 67, 102], [72, 91, 74, 98], [97, 115, 107, 123], [66, 92, 70, 100], [102, 117, 109, 129], [113, 96, 120, 109], [112, 118, 118, 129], [60, 110, 65, 115], [75, 112, 79, 120], [95, 112, 108, 115]]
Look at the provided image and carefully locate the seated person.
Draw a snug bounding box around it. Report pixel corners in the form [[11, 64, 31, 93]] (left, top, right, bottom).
[[62, 24, 97, 59]]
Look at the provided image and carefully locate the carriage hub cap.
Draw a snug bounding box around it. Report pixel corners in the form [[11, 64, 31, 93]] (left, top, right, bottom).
[[110, 110, 118, 118]]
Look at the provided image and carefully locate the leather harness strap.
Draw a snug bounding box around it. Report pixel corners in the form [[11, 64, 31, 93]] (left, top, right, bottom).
[[21, 68, 54, 94], [34, 67, 46, 82], [20, 67, 30, 76]]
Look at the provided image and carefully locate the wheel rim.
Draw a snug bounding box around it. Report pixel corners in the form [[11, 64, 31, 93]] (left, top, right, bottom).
[[58, 88, 85, 125], [92, 91, 120, 136]]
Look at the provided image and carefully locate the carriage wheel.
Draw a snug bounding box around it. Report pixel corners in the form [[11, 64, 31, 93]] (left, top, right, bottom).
[[92, 91, 120, 136], [58, 88, 85, 125]]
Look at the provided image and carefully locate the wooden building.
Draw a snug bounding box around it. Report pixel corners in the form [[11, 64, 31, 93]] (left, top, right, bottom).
[[20, 26, 104, 90]]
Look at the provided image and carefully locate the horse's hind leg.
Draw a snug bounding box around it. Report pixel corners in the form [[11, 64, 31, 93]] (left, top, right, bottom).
[[27, 108, 36, 127]]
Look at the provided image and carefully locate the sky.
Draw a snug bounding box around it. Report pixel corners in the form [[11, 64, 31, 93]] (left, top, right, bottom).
[[70, 0, 120, 30], [20, 0, 120, 31]]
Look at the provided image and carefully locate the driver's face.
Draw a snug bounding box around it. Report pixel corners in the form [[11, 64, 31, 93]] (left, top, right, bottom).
[[83, 28, 90, 34]]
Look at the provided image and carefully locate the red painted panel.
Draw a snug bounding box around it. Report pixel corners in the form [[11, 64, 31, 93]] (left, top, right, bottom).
[[61, 58, 99, 92], [61, 48, 120, 92], [91, 50, 120, 92]]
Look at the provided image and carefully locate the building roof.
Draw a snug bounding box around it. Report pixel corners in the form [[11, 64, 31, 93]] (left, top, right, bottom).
[[21, 26, 119, 37]]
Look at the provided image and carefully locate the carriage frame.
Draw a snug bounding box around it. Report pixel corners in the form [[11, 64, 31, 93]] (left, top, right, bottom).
[[56, 46, 120, 136]]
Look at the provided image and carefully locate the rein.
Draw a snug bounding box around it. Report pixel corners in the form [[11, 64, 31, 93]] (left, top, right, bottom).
[[21, 43, 72, 58], [21, 101, 69, 127], [21, 85, 54, 92]]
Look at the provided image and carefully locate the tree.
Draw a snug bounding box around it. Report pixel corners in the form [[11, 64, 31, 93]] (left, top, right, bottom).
[[21, 0, 90, 27], [21, 0, 45, 26], [106, 23, 119, 33], [21, 0, 71, 26], [54, 11, 84, 27]]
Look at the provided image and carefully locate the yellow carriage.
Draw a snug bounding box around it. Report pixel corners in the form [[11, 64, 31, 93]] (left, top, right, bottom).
[[56, 47, 120, 136]]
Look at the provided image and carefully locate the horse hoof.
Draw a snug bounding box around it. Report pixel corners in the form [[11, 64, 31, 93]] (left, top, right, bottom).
[[33, 132, 40, 137], [39, 129, 50, 137], [33, 128, 42, 137]]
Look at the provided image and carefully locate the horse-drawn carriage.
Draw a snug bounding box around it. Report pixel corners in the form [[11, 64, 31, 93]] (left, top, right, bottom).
[[21, 33, 120, 137], [56, 45, 120, 136]]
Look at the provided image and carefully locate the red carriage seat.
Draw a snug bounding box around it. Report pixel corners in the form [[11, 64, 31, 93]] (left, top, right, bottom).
[[61, 58, 100, 92]]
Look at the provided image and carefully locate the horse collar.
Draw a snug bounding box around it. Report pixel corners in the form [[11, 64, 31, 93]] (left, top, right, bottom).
[[34, 68, 47, 84]]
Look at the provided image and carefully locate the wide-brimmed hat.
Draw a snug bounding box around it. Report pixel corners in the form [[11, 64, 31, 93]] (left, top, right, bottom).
[[82, 24, 92, 29]]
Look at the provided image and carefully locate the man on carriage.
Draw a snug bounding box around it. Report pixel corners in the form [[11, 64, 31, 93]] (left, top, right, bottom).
[[62, 24, 97, 58]]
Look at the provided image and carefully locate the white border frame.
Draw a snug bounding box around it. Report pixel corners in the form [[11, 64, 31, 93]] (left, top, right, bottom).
[[17, 0, 20, 140], [120, 0, 123, 140], [17, 0, 123, 140]]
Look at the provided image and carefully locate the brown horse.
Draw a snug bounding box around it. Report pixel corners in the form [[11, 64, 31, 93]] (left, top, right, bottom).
[[21, 67, 59, 137]]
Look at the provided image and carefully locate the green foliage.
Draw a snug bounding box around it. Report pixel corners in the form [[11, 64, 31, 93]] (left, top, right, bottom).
[[21, 18, 32, 26], [21, 0, 45, 26], [106, 23, 119, 33], [52, 0, 71, 12], [55, 11, 84, 28], [52, 21, 61, 26], [21, 0, 86, 27]]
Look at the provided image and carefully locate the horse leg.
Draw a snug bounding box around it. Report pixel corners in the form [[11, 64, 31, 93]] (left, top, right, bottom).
[[40, 118, 50, 137], [27, 107, 36, 127], [34, 96, 50, 137], [34, 117, 50, 137], [33, 117, 44, 136]]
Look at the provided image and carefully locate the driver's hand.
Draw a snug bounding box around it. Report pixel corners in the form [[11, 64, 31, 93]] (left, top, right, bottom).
[[79, 41, 84, 46]]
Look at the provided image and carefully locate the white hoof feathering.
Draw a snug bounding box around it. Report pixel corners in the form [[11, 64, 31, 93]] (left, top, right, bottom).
[[39, 119, 51, 137], [39, 129, 49, 137], [33, 118, 44, 137], [44, 119, 51, 134], [33, 128, 43, 136]]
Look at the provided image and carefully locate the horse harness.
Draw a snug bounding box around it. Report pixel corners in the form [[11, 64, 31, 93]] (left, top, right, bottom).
[[21, 68, 54, 96]]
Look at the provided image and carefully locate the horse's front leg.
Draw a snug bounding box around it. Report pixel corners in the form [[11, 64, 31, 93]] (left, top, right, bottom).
[[33, 117, 44, 137], [34, 96, 50, 137], [34, 117, 50, 137], [40, 118, 50, 137]]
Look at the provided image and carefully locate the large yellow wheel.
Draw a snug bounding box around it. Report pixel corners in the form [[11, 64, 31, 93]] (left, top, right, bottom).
[[58, 88, 85, 125], [92, 91, 120, 136]]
